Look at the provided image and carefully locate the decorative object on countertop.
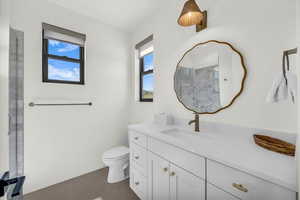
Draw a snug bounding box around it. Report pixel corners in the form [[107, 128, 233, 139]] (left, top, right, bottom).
[[266, 48, 298, 104], [177, 0, 207, 32], [253, 134, 295, 156], [174, 40, 247, 132], [154, 113, 174, 126]]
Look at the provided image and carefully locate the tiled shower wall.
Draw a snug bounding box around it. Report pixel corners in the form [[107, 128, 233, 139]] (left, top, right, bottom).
[[9, 28, 24, 199]]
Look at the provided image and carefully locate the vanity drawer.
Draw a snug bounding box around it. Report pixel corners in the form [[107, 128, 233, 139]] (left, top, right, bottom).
[[207, 160, 296, 200], [129, 131, 147, 148], [207, 183, 240, 200], [148, 137, 205, 179], [130, 167, 147, 200], [130, 143, 147, 175]]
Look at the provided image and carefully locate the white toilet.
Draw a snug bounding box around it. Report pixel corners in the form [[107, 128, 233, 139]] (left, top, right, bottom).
[[102, 146, 129, 183]]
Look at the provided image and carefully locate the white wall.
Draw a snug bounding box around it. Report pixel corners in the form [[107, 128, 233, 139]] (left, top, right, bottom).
[[0, 0, 10, 182], [10, 0, 130, 194], [130, 0, 297, 133], [297, 0, 300, 195]]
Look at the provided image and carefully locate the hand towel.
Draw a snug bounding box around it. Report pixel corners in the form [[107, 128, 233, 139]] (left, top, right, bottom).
[[286, 71, 297, 103], [266, 73, 288, 103]]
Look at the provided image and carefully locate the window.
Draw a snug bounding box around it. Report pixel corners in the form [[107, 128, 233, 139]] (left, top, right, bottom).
[[136, 35, 154, 102], [140, 51, 154, 101], [42, 23, 86, 84]]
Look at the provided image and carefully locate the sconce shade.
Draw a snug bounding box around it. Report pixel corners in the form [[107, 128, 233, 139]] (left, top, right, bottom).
[[178, 0, 203, 27]]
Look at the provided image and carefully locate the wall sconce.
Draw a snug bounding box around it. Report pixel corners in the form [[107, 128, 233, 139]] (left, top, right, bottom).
[[177, 0, 207, 32]]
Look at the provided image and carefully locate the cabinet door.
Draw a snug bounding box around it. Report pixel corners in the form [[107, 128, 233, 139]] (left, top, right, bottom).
[[207, 184, 240, 200], [169, 164, 205, 200], [148, 152, 170, 200]]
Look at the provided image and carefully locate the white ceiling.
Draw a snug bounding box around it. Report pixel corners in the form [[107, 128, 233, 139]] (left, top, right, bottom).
[[47, 0, 168, 32]]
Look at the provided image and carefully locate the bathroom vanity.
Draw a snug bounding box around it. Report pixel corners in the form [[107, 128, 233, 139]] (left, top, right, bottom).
[[128, 122, 297, 200], [128, 40, 296, 199]]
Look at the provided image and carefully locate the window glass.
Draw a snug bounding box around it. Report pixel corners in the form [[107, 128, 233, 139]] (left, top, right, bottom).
[[48, 39, 80, 59], [142, 73, 154, 99], [137, 36, 154, 101], [143, 52, 154, 71], [48, 58, 80, 82]]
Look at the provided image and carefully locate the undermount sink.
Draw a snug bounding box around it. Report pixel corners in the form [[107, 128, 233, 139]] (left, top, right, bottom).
[[160, 128, 215, 141]]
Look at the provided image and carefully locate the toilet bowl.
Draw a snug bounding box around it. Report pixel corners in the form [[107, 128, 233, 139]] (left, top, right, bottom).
[[102, 146, 129, 183]]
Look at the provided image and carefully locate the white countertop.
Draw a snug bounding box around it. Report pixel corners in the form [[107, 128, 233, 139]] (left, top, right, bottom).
[[128, 121, 297, 192]]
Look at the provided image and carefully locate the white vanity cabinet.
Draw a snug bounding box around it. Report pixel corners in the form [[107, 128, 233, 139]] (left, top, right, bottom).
[[207, 184, 240, 200], [147, 152, 171, 200], [169, 164, 205, 200], [148, 152, 205, 200], [130, 131, 205, 200], [129, 129, 297, 200], [207, 160, 296, 200], [129, 131, 148, 200]]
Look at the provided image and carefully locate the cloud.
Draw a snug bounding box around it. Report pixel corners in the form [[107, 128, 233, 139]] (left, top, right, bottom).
[[48, 39, 79, 53], [48, 64, 80, 81], [48, 40, 60, 46], [57, 43, 78, 52]]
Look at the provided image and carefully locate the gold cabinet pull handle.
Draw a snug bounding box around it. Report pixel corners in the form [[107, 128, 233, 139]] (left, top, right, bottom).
[[232, 183, 248, 193], [170, 172, 176, 176], [163, 167, 168, 172]]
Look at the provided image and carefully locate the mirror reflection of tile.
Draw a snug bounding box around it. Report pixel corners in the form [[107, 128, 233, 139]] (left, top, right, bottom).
[[175, 66, 221, 113]]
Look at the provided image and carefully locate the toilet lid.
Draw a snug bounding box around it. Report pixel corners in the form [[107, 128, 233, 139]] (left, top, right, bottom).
[[103, 146, 129, 159]]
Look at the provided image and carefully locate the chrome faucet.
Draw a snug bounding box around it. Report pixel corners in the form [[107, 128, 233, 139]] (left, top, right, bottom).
[[188, 113, 200, 132]]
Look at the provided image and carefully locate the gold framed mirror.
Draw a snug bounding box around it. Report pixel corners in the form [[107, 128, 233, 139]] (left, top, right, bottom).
[[174, 40, 247, 114]]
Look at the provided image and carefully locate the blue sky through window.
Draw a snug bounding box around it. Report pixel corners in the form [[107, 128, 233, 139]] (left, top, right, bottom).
[[48, 39, 80, 59], [48, 59, 80, 82], [143, 74, 153, 92], [143, 52, 154, 92], [143, 53, 153, 71], [47, 39, 81, 82]]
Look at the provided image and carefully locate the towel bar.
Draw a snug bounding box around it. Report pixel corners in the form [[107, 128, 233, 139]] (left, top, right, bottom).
[[28, 102, 92, 107]]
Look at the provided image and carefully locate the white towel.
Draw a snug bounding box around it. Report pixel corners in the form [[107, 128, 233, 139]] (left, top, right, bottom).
[[266, 72, 297, 103], [286, 71, 297, 103], [266, 73, 288, 103]]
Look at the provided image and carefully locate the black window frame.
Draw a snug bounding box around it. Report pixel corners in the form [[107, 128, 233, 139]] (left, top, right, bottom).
[[139, 52, 154, 102], [42, 32, 85, 85]]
